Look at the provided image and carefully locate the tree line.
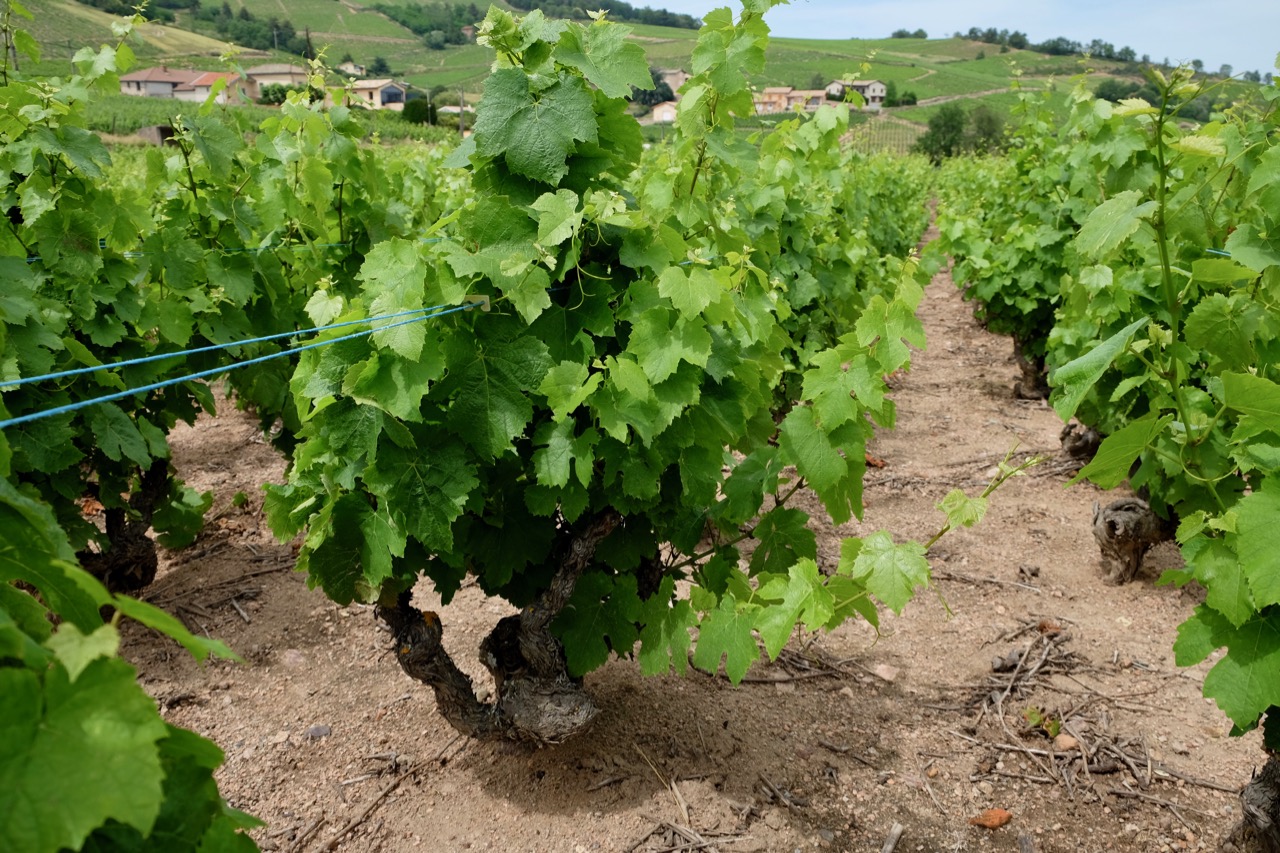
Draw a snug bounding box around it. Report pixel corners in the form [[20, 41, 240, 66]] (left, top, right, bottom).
[[194, 2, 315, 58], [504, 0, 700, 29], [372, 3, 485, 50]]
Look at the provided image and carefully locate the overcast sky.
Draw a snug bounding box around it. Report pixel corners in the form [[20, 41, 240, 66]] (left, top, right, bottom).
[[648, 1, 1280, 78]]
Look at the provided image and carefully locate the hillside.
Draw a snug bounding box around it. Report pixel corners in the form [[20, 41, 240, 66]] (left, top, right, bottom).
[[22, 0, 237, 63], [24, 0, 1146, 123]]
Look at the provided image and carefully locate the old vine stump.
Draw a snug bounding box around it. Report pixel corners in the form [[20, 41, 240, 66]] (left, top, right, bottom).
[[1222, 755, 1280, 853], [1092, 497, 1168, 584], [376, 510, 620, 745]]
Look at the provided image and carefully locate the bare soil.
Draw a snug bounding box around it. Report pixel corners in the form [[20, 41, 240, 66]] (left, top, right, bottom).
[[121, 250, 1262, 853]]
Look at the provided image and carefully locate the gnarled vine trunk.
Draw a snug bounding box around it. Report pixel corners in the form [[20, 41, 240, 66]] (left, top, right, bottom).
[[77, 458, 169, 593], [376, 510, 621, 745], [1011, 336, 1049, 400], [1092, 497, 1170, 585], [1221, 755, 1280, 853]]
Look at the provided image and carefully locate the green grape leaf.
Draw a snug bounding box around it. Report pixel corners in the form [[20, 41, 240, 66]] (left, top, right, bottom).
[[1233, 479, 1280, 608], [530, 189, 582, 246], [778, 407, 861, 525], [1050, 317, 1148, 421], [1223, 372, 1280, 434], [88, 404, 151, 467], [299, 494, 403, 605], [803, 349, 863, 430], [109, 595, 238, 663], [1074, 190, 1157, 260], [363, 442, 477, 555], [637, 578, 696, 676], [8, 414, 83, 473], [358, 239, 428, 360], [539, 361, 602, 419], [152, 486, 214, 550], [1174, 605, 1280, 729], [0, 659, 168, 853], [44, 622, 120, 682], [348, 351, 440, 423], [720, 448, 782, 525], [0, 480, 102, 631], [824, 574, 878, 631], [748, 507, 817, 577], [446, 335, 553, 459], [754, 559, 835, 659], [1191, 258, 1256, 284], [936, 489, 988, 528], [692, 596, 761, 684], [627, 312, 712, 384], [1072, 413, 1173, 488], [1185, 294, 1259, 369], [656, 266, 722, 320], [854, 295, 924, 374], [1225, 224, 1280, 274], [530, 427, 569, 492], [554, 21, 652, 99], [554, 573, 642, 677], [0, 585, 53, 646], [1182, 535, 1255, 628], [474, 69, 598, 185], [847, 531, 930, 614]]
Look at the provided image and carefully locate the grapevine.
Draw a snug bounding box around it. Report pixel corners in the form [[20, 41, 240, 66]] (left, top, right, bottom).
[[266, 3, 947, 743]]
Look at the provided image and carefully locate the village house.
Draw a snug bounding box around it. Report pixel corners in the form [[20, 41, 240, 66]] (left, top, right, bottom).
[[825, 79, 887, 109], [786, 89, 826, 111], [173, 71, 247, 105], [756, 86, 793, 114], [337, 60, 366, 77], [344, 79, 408, 111], [651, 101, 678, 123], [118, 66, 202, 98], [241, 63, 309, 99], [656, 68, 691, 94]]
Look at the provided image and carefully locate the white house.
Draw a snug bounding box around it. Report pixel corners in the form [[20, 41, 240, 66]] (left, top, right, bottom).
[[346, 79, 407, 111], [651, 101, 678, 123], [243, 63, 309, 99], [173, 71, 246, 104], [337, 60, 366, 77], [119, 66, 201, 98], [826, 79, 887, 110], [656, 68, 691, 95]]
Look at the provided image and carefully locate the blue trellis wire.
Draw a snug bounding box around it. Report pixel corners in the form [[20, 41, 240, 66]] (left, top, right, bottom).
[[0, 303, 455, 390], [0, 302, 479, 431]]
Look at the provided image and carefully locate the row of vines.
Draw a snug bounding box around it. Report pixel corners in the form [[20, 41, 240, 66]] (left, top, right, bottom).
[[0, 1, 951, 849], [935, 61, 1280, 839]]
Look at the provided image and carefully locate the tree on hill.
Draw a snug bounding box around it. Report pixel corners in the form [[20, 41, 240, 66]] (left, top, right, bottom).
[[630, 68, 673, 107], [914, 102, 1005, 162], [914, 103, 967, 163]]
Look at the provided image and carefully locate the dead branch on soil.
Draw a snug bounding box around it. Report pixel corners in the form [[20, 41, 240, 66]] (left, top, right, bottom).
[[938, 618, 1236, 837], [880, 822, 905, 853]]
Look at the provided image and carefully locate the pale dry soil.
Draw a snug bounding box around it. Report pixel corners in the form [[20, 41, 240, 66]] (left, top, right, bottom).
[[122, 252, 1262, 853]]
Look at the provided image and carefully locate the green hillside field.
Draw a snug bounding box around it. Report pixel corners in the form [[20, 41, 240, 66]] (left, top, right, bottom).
[[23, 0, 1216, 134]]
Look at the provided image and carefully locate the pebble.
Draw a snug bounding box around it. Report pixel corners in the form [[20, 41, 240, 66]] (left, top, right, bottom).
[[871, 664, 899, 683], [305, 724, 331, 740], [976, 781, 994, 795], [1053, 733, 1080, 752], [839, 687, 856, 699]]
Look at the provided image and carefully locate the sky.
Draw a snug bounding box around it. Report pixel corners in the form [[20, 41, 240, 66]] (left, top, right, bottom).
[[647, 1, 1280, 79]]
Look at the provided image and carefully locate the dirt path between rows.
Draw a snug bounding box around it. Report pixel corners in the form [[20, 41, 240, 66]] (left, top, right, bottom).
[[123, 228, 1262, 852]]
